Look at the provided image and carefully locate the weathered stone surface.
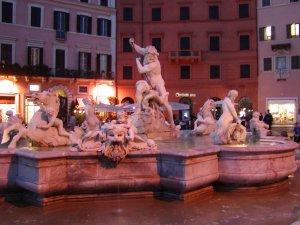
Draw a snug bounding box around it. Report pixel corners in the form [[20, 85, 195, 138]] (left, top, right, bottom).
[[0, 137, 297, 205]]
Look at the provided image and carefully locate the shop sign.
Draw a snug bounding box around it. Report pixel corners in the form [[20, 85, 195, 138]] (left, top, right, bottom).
[[175, 92, 196, 98], [29, 84, 40, 92]]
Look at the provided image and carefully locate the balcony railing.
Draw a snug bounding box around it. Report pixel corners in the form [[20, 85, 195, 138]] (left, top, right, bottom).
[[0, 63, 114, 80], [169, 50, 201, 62]]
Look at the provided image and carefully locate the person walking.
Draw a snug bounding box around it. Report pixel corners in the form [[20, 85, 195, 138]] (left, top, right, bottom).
[[263, 110, 273, 130]]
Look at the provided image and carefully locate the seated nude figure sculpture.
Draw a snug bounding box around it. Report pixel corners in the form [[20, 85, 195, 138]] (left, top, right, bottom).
[[211, 90, 246, 145], [70, 98, 104, 151], [192, 99, 216, 135], [250, 111, 270, 138], [129, 38, 175, 127]]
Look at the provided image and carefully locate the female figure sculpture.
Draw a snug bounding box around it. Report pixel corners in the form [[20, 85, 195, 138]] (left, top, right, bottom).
[[211, 90, 246, 144], [192, 99, 216, 135]]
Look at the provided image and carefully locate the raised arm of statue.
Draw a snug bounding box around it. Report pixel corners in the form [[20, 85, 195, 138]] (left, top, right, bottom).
[[129, 38, 147, 55], [136, 58, 156, 74]]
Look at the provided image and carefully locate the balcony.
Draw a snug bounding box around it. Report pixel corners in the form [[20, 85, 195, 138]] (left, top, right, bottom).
[[0, 63, 114, 80], [56, 30, 67, 41], [168, 50, 201, 63]]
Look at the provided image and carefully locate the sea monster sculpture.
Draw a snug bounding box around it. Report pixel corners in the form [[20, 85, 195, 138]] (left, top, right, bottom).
[[100, 111, 157, 162], [3, 91, 70, 148]]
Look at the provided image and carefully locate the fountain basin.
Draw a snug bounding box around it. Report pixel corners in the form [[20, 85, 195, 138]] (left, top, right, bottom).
[[218, 139, 298, 186], [0, 137, 298, 206]]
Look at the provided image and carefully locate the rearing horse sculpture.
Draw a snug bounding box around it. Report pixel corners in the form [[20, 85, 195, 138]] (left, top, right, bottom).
[[3, 91, 70, 148]]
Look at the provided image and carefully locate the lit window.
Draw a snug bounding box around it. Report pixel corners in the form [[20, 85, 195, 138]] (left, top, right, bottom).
[[265, 26, 272, 40], [259, 26, 274, 41], [288, 23, 300, 38]]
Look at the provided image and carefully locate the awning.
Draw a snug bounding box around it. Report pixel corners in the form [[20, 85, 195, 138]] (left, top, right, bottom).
[[121, 102, 190, 111]]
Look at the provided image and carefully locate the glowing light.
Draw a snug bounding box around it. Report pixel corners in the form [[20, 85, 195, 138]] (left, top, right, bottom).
[[291, 23, 300, 37], [264, 26, 272, 40], [29, 84, 40, 92], [92, 84, 116, 104], [0, 80, 17, 94]]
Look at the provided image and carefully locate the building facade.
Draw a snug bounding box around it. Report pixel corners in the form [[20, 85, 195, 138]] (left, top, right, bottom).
[[257, 0, 300, 126], [0, 0, 116, 123], [116, 0, 258, 119]]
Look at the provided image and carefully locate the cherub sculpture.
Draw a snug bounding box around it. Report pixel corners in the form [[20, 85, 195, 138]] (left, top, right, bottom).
[[249, 111, 270, 138]]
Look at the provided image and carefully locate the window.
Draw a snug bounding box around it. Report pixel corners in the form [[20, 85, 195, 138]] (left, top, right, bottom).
[[210, 65, 220, 79], [240, 64, 250, 78], [78, 86, 88, 94], [97, 18, 111, 37], [78, 52, 91, 72], [287, 23, 300, 38], [180, 37, 190, 50], [53, 11, 69, 32], [180, 37, 190, 56], [80, 0, 89, 2], [180, 6, 189, 20], [30, 6, 42, 27], [291, 56, 300, 69], [152, 38, 161, 52], [1, 1, 13, 23], [290, 0, 299, 2], [152, 8, 161, 21], [275, 56, 288, 71], [240, 35, 250, 50], [100, 0, 108, 6], [123, 7, 133, 21], [210, 36, 220, 51], [28, 47, 43, 66], [96, 54, 112, 77], [123, 66, 132, 79], [209, 5, 219, 20], [262, 0, 271, 7], [263, 58, 272, 71], [259, 26, 275, 41], [0, 43, 12, 64], [180, 65, 190, 79], [123, 38, 132, 52], [55, 49, 65, 71], [77, 15, 92, 34], [239, 4, 249, 18]]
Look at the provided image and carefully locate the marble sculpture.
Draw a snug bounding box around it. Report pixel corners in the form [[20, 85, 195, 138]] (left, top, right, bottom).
[[211, 90, 247, 145]]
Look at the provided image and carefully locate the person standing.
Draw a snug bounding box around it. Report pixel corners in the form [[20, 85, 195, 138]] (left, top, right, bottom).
[[263, 110, 273, 130]]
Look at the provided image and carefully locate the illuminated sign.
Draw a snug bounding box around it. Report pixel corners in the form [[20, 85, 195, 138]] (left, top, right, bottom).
[[175, 93, 196, 98], [29, 84, 40, 92]]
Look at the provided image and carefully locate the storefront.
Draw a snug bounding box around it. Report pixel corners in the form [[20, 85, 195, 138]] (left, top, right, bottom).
[[0, 79, 18, 122], [266, 97, 298, 125]]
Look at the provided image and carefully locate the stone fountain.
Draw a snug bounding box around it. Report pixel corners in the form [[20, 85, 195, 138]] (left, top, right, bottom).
[[0, 41, 298, 206]]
